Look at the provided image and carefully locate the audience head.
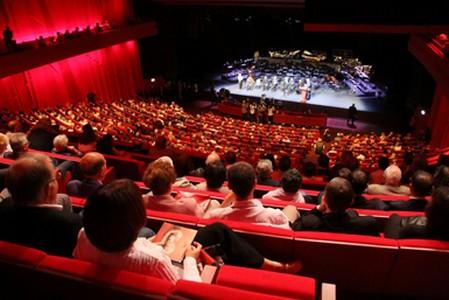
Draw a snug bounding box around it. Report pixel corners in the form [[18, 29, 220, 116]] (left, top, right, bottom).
[[261, 153, 276, 170], [302, 161, 316, 178], [79, 123, 96, 144], [53, 134, 69, 152], [6, 153, 59, 205], [324, 177, 354, 213], [205, 151, 221, 165], [204, 161, 226, 189], [410, 170, 433, 198], [378, 156, 389, 170], [433, 165, 449, 189], [278, 155, 292, 172], [80, 152, 106, 180], [33, 117, 52, 131], [351, 169, 368, 195], [155, 135, 168, 150], [318, 153, 330, 170], [383, 165, 402, 186], [281, 169, 302, 194], [426, 186, 449, 240], [0, 133, 9, 154], [143, 160, 176, 195], [96, 134, 114, 154], [83, 179, 146, 252], [8, 132, 29, 154], [337, 167, 352, 181], [228, 162, 256, 200], [256, 159, 273, 181], [224, 150, 237, 165], [7, 120, 23, 133]]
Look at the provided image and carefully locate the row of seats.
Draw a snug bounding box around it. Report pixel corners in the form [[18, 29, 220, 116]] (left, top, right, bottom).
[[70, 197, 448, 299], [0, 240, 320, 300]]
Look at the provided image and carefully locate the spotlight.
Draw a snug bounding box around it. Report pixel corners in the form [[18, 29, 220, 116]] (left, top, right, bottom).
[[420, 109, 426, 116], [150, 78, 156, 83]]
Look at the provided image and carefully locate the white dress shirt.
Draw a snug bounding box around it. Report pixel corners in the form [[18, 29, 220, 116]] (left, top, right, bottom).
[[73, 229, 201, 284], [262, 187, 305, 203], [205, 199, 290, 229]]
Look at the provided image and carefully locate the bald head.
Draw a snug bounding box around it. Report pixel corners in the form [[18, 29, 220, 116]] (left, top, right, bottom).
[[411, 171, 433, 197], [80, 152, 106, 179], [6, 153, 56, 204], [324, 177, 354, 213], [384, 165, 402, 186]]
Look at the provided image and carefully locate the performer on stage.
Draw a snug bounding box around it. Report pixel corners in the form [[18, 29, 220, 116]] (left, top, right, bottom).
[[238, 73, 244, 89]]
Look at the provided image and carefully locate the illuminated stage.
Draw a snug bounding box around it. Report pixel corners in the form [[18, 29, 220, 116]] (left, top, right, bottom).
[[215, 82, 385, 113]]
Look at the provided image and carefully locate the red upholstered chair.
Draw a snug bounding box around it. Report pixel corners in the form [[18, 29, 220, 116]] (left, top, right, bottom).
[[169, 280, 296, 300], [37, 255, 173, 299], [385, 239, 449, 299], [0, 241, 47, 298], [0, 240, 47, 266], [216, 265, 316, 300], [145, 209, 199, 231], [198, 218, 295, 261], [293, 231, 398, 295]]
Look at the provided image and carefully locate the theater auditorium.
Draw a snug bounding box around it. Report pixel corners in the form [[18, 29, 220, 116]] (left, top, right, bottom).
[[1, 1, 449, 299]]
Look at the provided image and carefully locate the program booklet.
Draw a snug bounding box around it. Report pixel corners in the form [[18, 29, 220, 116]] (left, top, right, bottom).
[[152, 222, 198, 263]]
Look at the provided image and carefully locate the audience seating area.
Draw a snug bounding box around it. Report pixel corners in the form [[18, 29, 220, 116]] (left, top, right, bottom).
[[0, 240, 322, 300], [2, 97, 431, 170]]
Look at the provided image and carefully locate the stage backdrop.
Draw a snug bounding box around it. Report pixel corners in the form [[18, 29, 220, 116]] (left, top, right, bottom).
[[0, 0, 142, 111]]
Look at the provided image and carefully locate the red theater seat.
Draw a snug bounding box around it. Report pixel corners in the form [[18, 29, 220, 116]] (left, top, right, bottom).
[[0, 240, 46, 266], [169, 280, 296, 300], [145, 209, 199, 230], [293, 231, 398, 294], [37, 255, 173, 299], [216, 265, 316, 300], [385, 239, 449, 299], [198, 218, 295, 260]]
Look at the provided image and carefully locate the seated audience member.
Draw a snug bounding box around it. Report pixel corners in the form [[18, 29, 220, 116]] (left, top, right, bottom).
[[433, 165, 449, 189], [366, 165, 411, 196], [262, 169, 306, 203], [3, 132, 29, 160], [78, 123, 97, 154], [370, 156, 389, 184], [224, 150, 237, 168], [206, 162, 290, 229], [350, 169, 388, 210], [74, 179, 301, 283], [0, 133, 11, 157], [285, 177, 379, 236], [52, 134, 82, 156], [317, 153, 331, 179], [67, 152, 106, 197], [272, 155, 291, 181], [0, 153, 82, 256], [387, 171, 432, 211], [196, 161, 230, 194], [384, 186, 449, 240], [96, 133, 122, 156], [27, 117, 57, 151], [256, 159, 278, 187], [301, 161, 320, 181], [143, 160, 219, 216]]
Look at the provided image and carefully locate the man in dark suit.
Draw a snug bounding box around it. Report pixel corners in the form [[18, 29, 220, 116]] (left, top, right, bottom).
[[285, 177, 379, 236], [67, 152, 106, 198], [387, 170, 432, 211], [0, 153, 82, 257]]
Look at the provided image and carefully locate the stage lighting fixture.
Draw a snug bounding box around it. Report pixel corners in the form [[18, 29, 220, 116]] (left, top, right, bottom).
[[420, 110, 426, 116], [150, 78, 156, 83]]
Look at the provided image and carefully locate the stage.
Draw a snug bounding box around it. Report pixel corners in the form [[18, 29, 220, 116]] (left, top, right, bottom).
[[214, 81, 385, 113]]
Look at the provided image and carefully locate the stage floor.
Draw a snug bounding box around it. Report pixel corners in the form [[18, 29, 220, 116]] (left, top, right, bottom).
[[215, 82, 385, 113]]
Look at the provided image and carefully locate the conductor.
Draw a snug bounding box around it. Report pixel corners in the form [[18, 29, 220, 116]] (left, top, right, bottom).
[[347, 103, 358, 127]]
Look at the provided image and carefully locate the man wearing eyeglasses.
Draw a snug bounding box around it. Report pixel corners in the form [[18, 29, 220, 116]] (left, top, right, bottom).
[[0, 153, 82, 257]]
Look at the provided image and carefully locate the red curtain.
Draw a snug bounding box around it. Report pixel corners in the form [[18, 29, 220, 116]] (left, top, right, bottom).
[[0, 0, 142, 111], [0, 0, 131, 42]]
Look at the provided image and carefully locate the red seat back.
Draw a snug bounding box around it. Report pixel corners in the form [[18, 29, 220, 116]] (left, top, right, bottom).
[[169, 280, 296, 300], [216, 265, 316, 300], [385, 239, 449, 299], [37, 255, 173, 299], [293, 231, 398, 294]]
